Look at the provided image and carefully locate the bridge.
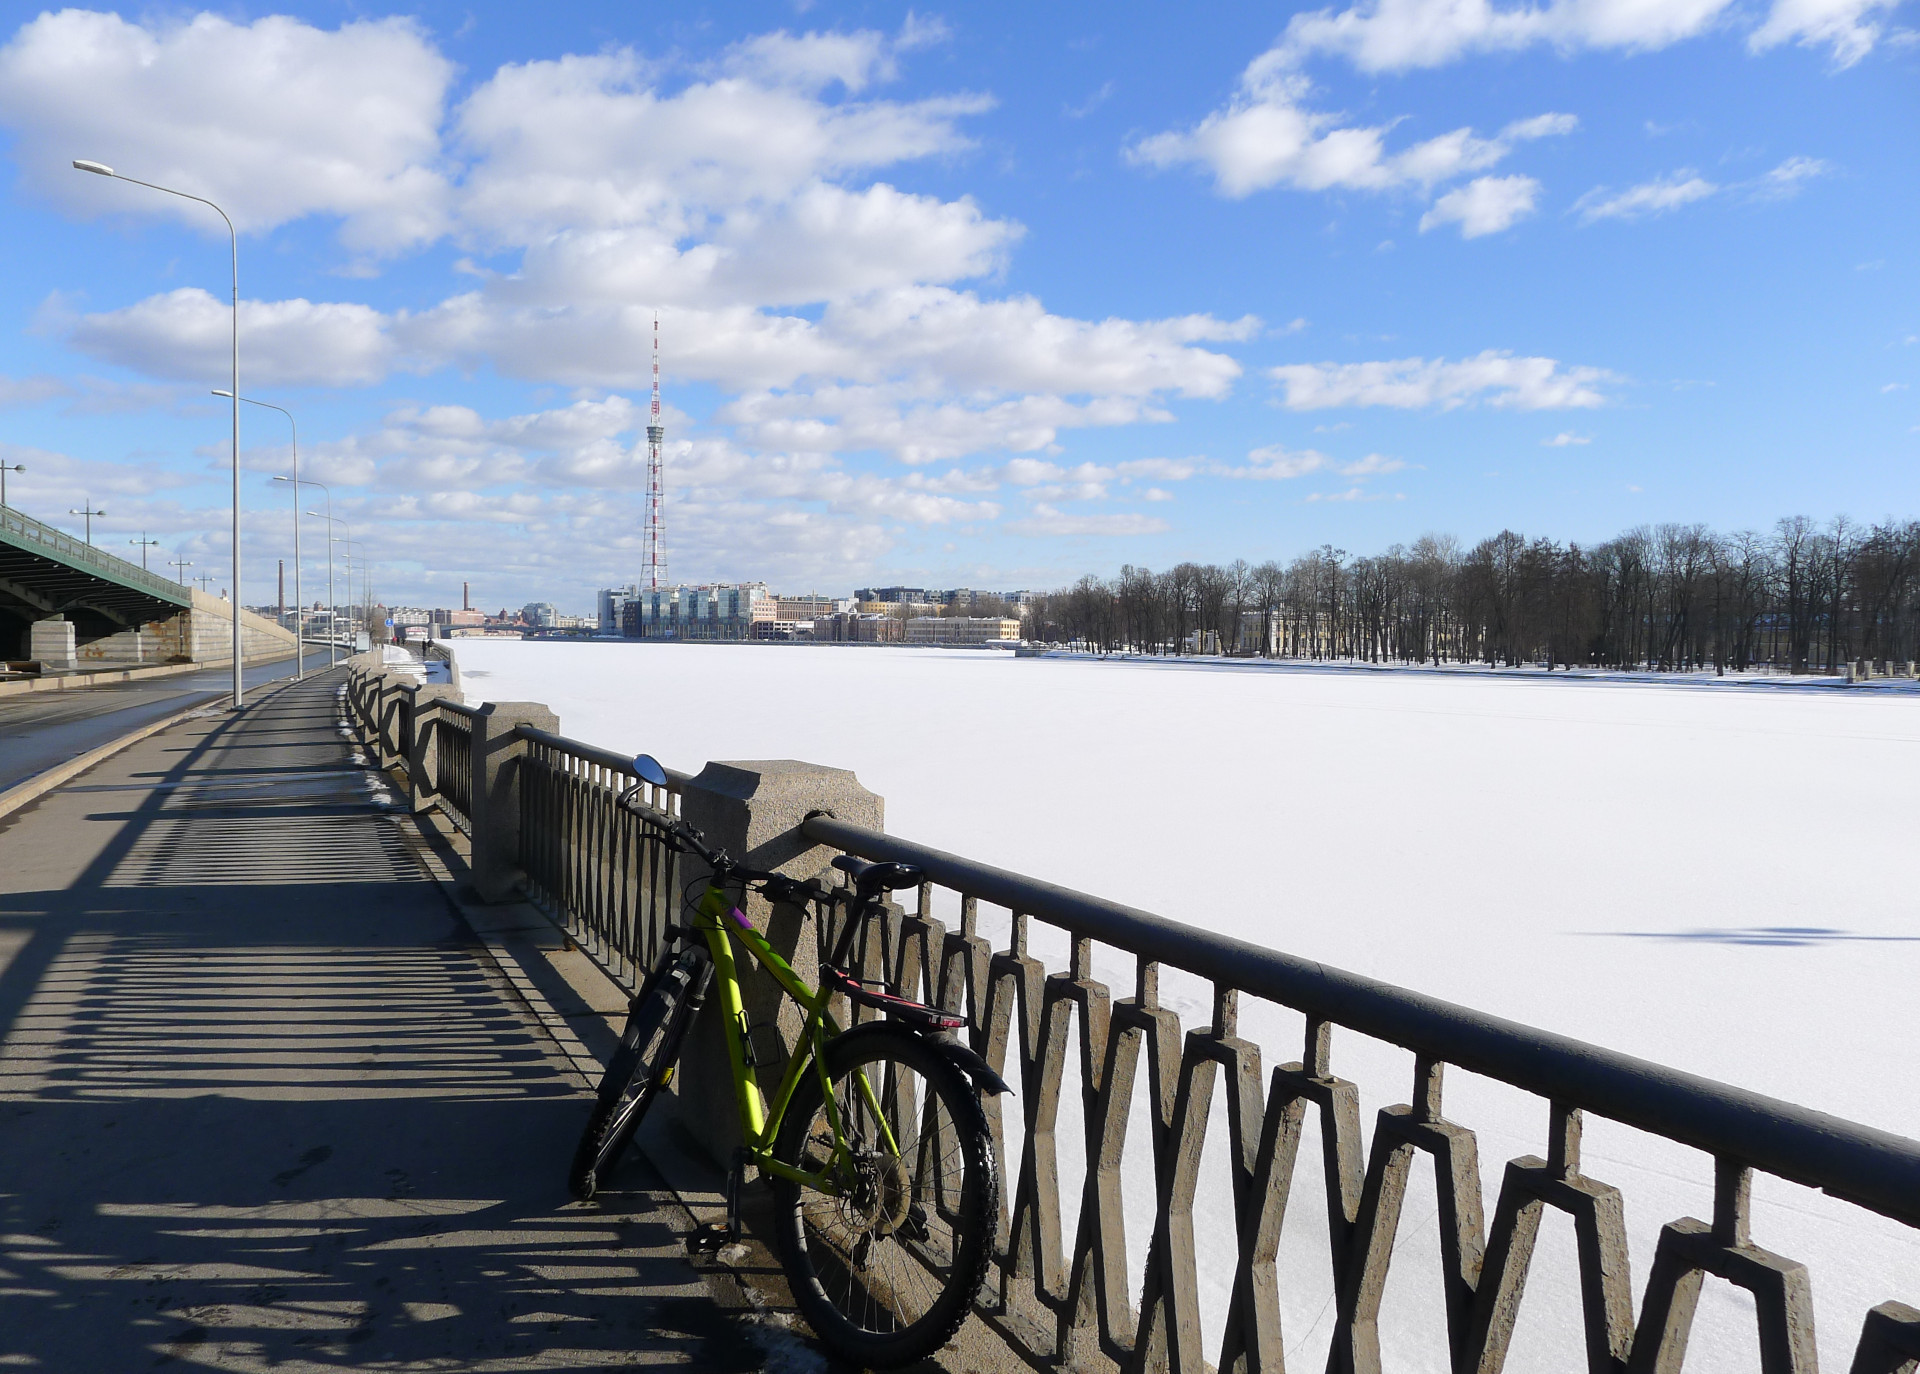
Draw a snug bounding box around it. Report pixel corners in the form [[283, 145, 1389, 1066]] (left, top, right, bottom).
[[1, 501, 299, 668]]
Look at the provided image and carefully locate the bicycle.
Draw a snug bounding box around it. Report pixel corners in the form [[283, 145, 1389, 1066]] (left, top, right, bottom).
[[568, 754, 1006, 1369]]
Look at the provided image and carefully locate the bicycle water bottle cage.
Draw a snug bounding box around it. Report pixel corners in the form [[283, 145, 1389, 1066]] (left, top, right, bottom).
[[822, 965, 967, 1031], [829, 855, 924, 900]]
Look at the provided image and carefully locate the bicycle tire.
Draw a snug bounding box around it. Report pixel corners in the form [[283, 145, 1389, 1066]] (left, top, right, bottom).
[[568, 944, 710, 1200], [769, 1023, 997, 1369]]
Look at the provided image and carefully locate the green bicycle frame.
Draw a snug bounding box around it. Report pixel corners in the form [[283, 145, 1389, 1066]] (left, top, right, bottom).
[[686, 880, 901, 1195]]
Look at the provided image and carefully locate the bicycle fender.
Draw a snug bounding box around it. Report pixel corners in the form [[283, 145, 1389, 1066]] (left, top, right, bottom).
[[827, 1021, 1011, 1096], [929, 1034, 1011, 1097]]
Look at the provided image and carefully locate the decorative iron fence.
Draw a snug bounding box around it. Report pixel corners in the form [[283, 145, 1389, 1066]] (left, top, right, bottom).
[[517, 726, 687, 987], [431, 705, 476, 833], [338, 655, 1920, 1373]]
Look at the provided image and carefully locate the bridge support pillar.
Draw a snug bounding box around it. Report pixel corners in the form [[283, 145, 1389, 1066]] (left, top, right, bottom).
[[468, 701, 558, 904], [29, 617, 76, 672], [674, 760, 885, 1162]]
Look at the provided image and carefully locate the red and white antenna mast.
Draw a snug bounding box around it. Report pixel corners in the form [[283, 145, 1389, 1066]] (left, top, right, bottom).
[[643, 313, 667, 590]]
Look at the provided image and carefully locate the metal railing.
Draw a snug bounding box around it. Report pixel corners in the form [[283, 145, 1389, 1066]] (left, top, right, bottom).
[[0, 503, 191, 604], [800, 815, 1920, 1372], [431, 705, 476, 832], [516, 727, 688, 987], [335, 657, 1920, 1373]]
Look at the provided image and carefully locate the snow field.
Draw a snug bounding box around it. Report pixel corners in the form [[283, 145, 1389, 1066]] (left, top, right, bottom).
[[452, 640, 1920, 1371]]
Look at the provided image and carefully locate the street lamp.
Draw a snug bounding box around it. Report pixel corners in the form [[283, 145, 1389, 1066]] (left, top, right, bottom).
[[168, 557, 193, 584], [222, 392, 305, 680], [332, 536, 371, 644], [68, 501, 105, 544], [281, 478, 334, 667], [75, 157, 243, 710], [129, 532, 159, 570], [0, 462, 21, 508], [193, 573, 215, 593], [308, 508, 345, 658]]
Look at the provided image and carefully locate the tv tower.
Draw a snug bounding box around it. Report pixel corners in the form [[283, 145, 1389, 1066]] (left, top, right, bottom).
[[643, 313, 667, 590]]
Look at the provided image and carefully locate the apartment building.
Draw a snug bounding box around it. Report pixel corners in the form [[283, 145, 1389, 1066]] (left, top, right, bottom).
[[623, 583, 776, 640]]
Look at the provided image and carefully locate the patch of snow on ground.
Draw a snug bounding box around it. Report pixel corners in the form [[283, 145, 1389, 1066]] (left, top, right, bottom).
[[452, 640, 1920, 1371]]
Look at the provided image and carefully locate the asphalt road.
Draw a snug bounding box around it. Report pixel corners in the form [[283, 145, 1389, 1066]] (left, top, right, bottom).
[[0, 651, 340, 794]]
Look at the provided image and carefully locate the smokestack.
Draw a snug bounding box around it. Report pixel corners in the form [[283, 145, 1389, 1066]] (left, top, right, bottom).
[[463, 580, 470, 612]]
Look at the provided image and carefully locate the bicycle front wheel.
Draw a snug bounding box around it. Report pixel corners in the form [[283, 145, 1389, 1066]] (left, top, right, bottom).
[[770, 1023, 997, 1369], [568, 944, 709, 1200]]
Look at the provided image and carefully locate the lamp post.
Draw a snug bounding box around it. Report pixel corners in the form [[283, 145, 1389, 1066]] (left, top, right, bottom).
[[0, 463, 21, 508], [334, 536, 366, 642], [193, 573, 215, 594], [68, 501, 105, 544], [222, 393, 304, 679], [282, 479, 333, 666], [169, 558, 193, 584], [75, 158, 243, 710], [308, 509, 345, 659], [129, 533, 159, 570]]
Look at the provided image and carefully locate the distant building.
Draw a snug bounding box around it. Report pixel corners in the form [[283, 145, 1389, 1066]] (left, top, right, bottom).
[[432, 607, 485, 628], [853, 586, 931, 605], [813, 613, 903, 643], [522, 601, 559, 628], [599, 585, 639, 636], [906, 617, 1021, 645], [776, 594, 849, 620], [623, 583, 775, 640]]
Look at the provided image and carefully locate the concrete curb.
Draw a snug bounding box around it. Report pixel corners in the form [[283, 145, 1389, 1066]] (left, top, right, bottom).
[[0, 696, 222, 822]]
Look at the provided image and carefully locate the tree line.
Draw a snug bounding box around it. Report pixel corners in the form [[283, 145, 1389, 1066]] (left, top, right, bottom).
[[1022, 516, 1920, 672]]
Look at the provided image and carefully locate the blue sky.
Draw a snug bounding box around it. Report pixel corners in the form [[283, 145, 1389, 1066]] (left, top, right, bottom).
[[0, 1, 1912, 612]]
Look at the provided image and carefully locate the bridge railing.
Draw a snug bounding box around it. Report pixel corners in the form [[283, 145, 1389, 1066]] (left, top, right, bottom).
[[0, 503, 190, 604], [337, 655, 1920, 1373]]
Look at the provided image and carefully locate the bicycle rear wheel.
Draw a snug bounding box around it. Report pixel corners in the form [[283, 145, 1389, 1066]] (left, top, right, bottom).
[[568, 944, 710, 1200], [770, 1023, 997, 1369]]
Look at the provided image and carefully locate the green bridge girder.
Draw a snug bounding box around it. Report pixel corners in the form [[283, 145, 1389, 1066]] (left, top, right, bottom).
[[0, 503, 191, 630]]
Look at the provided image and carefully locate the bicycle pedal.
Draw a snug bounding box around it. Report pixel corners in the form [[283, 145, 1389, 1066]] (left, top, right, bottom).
[[687, 1220, 735, 1253]]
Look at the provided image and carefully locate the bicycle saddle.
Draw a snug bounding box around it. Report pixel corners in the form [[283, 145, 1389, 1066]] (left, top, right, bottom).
[[830, 855, 924, 899]]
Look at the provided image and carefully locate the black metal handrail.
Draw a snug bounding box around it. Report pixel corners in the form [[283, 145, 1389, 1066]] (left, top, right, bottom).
[[803, 813, 1920, 1227]]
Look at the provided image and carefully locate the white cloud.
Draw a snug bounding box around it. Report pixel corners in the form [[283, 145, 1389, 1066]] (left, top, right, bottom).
[[1218, 445, 1408, 479], [0, 11, 452, 253], [1270, 0, 1737, 72], [66, 289, 395, 387], [1233, 444, 1332, 479], [1127, 54, 1575, 200], [1884, 382, 1909, 393], [1752, 155, 1831, 199], [1420, 175, 1542, 237], [1272, 350, 1615, 410], [1750, 0, 1903, 63], [1575, 171, 1719, 223], [1545, 431, 1593, 445], [451, 47, 990, 246], [0, 374, 67, 407], [1303, 487, 1405, 502], [1004, 504, 1170, 536]]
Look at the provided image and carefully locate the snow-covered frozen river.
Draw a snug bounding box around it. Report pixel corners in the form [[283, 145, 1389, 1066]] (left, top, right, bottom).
[[450, 639, 1920, 1370]]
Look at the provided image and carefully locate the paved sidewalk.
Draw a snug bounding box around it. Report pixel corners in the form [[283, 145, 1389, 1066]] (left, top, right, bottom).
[[0, 671, 764, 1370]]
